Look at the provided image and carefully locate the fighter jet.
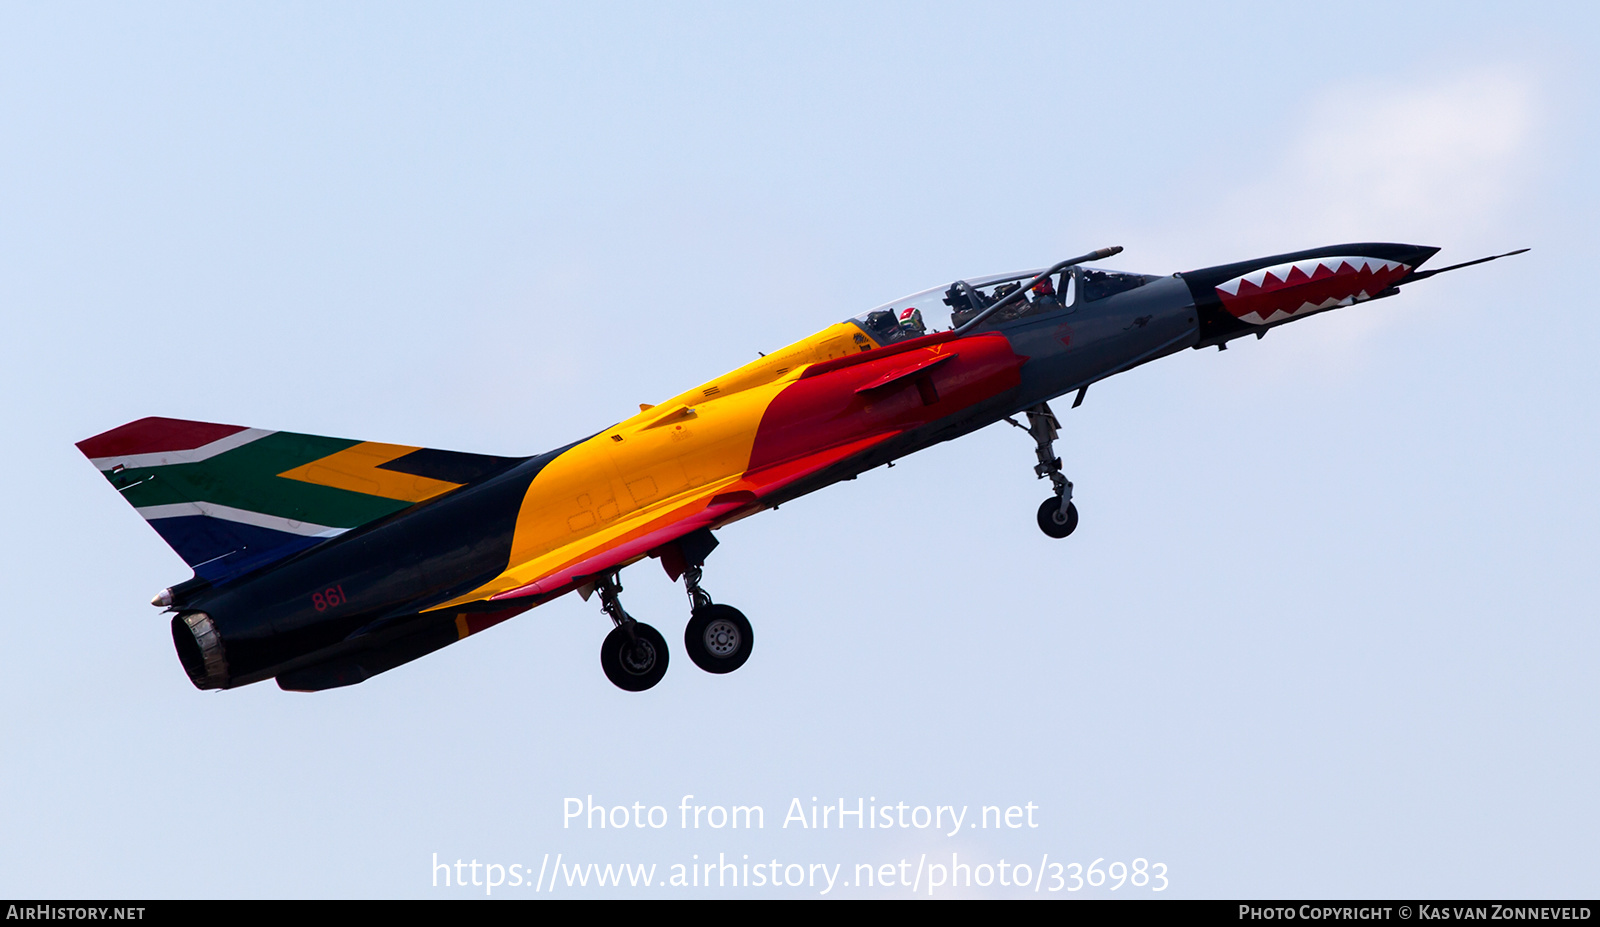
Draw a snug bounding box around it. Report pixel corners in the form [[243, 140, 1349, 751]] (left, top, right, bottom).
[[78, 242, 1524, 692]]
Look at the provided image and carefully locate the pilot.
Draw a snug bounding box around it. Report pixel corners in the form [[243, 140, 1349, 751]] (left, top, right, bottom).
[[1030, 276, 1061, 312], [898, 307, 926, 336]]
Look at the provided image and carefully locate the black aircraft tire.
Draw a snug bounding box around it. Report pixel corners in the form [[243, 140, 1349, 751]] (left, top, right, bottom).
[[600, 623, 669, 692], [684, 604, 754, 675], [1037, 498, 1079, 539]]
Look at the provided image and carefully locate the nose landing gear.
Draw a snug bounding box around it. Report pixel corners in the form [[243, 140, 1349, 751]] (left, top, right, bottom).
[[1014, 401, 1079, 539]]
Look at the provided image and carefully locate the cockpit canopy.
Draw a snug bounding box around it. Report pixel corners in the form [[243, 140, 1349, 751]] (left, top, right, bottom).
[[847, 265, 1160, 345]]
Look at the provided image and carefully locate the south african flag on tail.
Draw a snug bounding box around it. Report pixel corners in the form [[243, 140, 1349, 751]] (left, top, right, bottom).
[[78, 417, 521, 585]]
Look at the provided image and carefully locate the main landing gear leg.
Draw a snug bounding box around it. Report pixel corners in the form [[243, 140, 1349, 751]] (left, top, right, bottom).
[[1025, 402, 1079, 539], [682, 562, 754, 675], [596, 571, 668, 692], [683, 563, 713, 612]]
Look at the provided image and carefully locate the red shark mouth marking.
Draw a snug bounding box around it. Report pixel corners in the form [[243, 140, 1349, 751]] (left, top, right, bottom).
[[1215, 256, 1411, 325]]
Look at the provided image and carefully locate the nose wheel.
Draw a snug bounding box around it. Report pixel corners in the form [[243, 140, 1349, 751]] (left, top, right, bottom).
[[1010, 401, 1080, 539], [1037, 497, 1079, 538]]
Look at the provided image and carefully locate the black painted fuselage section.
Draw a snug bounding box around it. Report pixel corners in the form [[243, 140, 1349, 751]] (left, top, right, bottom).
[[185, 443, 574, 687]]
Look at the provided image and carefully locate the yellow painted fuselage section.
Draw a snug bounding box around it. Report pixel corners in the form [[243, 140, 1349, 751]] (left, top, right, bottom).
[[430, 323, 874, 608]]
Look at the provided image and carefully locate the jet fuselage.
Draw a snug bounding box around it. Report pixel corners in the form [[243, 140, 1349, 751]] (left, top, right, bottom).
[[80, 241, 1444, 691]]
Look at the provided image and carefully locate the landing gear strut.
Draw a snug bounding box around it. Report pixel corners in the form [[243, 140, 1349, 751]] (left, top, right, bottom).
[[1022, 401, 1078, 539], [681, 562, 754, 674], [595, 571, 669, 691]]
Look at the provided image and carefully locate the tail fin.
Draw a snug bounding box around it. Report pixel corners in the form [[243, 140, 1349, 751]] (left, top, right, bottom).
[[78, 417, 520, 584]]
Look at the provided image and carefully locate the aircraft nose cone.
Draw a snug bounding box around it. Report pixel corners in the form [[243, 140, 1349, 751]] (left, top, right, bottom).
[[1386, 243, 1441, 270], [1188, 243, 1441, 329]]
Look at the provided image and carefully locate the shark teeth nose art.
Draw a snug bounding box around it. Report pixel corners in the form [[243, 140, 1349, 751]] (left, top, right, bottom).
[[1214, 256, 1411, 325]]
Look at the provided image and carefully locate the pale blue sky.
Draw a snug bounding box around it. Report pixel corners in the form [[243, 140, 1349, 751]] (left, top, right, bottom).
[[2, 1, 1596, 898]]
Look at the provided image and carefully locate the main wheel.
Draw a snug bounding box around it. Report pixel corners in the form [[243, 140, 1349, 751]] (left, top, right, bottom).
[[1036, 498, 1079, 539], [683, 604, 754, 674], [600, 622, 669, 691]]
